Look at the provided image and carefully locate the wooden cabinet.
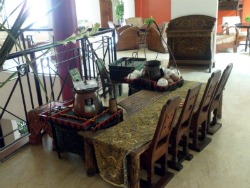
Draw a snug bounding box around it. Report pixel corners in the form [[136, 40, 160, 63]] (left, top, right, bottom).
[[166, 15, 216, 73]]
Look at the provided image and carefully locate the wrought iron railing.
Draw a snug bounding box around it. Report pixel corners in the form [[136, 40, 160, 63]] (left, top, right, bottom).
[[0, 27, 116, 160]]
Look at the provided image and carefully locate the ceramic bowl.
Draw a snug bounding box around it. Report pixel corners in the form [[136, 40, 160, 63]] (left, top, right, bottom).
[[157, 78, 168, 87], [127, 73, 138, 80], [132, 70, 142, 77], [163, 69, 174, 77], [171, 69, 181, 77]]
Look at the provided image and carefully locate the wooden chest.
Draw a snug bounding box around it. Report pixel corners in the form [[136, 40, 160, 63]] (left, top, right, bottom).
[[166, 15, 216, 72]]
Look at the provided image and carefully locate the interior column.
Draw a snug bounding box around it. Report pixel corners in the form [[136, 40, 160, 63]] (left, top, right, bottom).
[[51, 0, 79, 100]]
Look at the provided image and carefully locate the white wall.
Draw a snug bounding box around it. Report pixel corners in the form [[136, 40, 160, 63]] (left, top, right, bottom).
[[124, 0, 135, 19], [0, 119, 20, 146], [112, 0, 135, 25], [75, 0, 101, 27], [171, 0, 218, 19]]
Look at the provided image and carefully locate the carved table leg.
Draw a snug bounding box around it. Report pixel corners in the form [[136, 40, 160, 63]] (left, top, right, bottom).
[[28, 110, 45, 145], [84, 137, 98, 176], [129, 152, 141, 188], [28, 101, 65, 145]]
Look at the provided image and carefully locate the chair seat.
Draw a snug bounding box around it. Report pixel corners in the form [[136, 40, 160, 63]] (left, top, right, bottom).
[[216, 35, 236, 45], [216, 31, 238, 53], [222, 16, 247, 43]]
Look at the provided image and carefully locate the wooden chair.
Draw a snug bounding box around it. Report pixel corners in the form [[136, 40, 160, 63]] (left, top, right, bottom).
[[95, 58, 122, 98], [189, 70, 221, 152], [216, 23, 239, 53], [222, 16, 247, 47], [139, 96, 181, 187], [108, 21, 140, 51], [148, 22, 169, 53], [168, 83, 201, 171], [207, 63, 233, 135]]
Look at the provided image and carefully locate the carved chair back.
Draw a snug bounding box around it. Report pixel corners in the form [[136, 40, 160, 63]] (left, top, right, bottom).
[[95, 58, 113, 97], [168, 83, 201, 170], [196, 70, 221, 121], [190, 70, 221, 151], [208, 63, 233, 133], [141, 96, 181, 186], [148, 96, 181, 164], [176, 83, 202, 133], [212, 63, 233, 106]]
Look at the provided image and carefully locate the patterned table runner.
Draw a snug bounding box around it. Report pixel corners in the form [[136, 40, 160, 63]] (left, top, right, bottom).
[[118, 90, 165, 115]]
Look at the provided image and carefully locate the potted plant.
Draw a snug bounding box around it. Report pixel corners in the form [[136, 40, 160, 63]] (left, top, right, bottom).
[[144, 16, 155, 26], [115, 0, 124, 25]]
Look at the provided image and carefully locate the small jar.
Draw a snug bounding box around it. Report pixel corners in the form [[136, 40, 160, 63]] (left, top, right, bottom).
[[109, 98, 118, 114]]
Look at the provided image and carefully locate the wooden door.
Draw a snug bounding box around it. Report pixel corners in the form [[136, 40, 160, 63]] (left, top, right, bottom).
[[99, 0, 113, 28]]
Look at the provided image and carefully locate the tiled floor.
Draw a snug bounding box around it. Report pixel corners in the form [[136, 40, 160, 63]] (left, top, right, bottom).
[[1, 48, 250, 188]]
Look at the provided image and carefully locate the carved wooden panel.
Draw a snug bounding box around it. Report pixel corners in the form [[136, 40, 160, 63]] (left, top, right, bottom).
[[168, 37, 212, 60]]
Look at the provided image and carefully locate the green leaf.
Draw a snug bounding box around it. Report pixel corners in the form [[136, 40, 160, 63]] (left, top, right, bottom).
[[0, 0, 29, 67]]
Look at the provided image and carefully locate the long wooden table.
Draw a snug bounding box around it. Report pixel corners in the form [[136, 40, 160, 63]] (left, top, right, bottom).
[[78, 80, 222, 188]]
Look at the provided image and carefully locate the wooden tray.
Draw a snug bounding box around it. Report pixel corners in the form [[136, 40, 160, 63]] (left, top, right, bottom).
[[124, 77, 184, 93], [153, 77, 184, 92], [40, 107, 123, 131]]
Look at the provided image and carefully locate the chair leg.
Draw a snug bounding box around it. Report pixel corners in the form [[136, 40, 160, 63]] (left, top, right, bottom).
[[200, 121, 207, 140], [211, 109, 218, 126], [190, 123, 198, 149], [182, 136, 193, 161], [146, 164, 154, 187], [190, 121, 212, 152], [172, 140, 178, 164], [233, 46, 237, 53], [168, 137, 183, 171], [208, 108, 222, 135]]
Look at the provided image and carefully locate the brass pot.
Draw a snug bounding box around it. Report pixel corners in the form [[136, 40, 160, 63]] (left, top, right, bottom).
[[73, 88, 103, 118]]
